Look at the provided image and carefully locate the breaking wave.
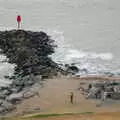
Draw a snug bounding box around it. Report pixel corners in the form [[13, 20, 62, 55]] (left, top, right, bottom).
[[48, 30, 119, 76]]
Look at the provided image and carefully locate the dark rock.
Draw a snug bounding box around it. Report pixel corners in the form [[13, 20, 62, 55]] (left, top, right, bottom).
[[66, 65, 79, 74], [0, 86, 9, 91], [7, 92, 23, 104], [0, 30, 58, 80]]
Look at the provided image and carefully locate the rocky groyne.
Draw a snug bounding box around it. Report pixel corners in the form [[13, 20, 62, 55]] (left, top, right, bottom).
[[79, 80, 120, 100], [0, 29, 60, 115]]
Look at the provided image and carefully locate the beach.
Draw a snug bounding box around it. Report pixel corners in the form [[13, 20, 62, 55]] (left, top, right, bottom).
[[8, 75, 120, 116], [0, 0, 120, 119]]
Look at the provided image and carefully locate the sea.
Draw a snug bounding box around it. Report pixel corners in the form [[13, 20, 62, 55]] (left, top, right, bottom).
[[0, 0, 120, 85]]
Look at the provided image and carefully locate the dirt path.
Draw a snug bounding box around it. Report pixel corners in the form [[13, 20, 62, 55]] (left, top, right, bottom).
[[11, 76, 120, 116]]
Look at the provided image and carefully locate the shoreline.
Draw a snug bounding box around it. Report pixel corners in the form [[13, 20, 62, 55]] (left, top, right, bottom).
[[71, 75, 120, 81]]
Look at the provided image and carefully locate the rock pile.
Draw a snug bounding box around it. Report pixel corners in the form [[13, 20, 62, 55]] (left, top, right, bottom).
[[0, 29, 60, 114], [0, 30, 58, 78], [79, 81, 120, 100]]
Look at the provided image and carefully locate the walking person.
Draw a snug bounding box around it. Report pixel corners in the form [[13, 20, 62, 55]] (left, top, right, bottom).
[[70, 92, 74, 104]]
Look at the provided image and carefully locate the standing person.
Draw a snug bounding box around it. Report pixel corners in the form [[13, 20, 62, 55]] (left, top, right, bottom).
[[70, 92, 74, 104], [17, 15, 21, 29]]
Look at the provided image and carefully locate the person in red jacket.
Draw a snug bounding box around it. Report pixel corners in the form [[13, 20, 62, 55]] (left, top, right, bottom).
[[17, 15, 21, 29]]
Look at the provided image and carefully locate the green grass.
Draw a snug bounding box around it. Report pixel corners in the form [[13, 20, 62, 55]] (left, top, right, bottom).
[[30, 112, 94, 118], [0, 112, 94, 120]]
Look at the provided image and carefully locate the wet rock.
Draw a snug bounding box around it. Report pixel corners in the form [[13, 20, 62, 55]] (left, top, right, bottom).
[[66, 65, 79, 74]]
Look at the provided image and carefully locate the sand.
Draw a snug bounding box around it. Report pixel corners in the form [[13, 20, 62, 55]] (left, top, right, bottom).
[[9, 75, 120, 117]]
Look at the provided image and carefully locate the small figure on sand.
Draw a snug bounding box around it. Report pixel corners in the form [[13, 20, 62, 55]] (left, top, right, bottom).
[[17, 15, 21, 29], [70, 92, 74, 104]]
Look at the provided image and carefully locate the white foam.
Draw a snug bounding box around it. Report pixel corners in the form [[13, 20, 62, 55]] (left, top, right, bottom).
[[66, 49, 113, 61], [49, 31, 114, 75], [0, 53, 15, 86]]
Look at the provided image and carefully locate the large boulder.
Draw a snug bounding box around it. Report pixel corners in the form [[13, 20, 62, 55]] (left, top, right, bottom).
[[7, 92, 23, 104], [65, 64, 79, 74], [1, 101, 15, 112], [23, 91, 35, 99], [111, 92, 120, 99]]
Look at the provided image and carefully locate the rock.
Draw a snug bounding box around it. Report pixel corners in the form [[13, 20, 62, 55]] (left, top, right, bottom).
[[13, 80, 24, 87], [23, 91, 35, 99], [7, 92, 23, 104], [10, 86, 23, 93], [111, 92, 120, 99], [0, 86, 9, 91], [0, 106, 6, 114], [80, 80, 120, 100], [66, 65, 79, 74], [1, 89, 11, 95], [87, 87, 101, 99], [0, 101, 16, 114], [23, 77, 35, 86], [0, 100, 3, 105], [0, 93, 7, 99], [1, 101, 15, 112]]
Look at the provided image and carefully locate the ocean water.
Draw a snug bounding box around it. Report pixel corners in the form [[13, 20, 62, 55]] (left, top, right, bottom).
[[0, 0, 120, 85]]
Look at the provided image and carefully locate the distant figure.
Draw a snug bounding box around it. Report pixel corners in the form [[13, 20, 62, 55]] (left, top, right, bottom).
[[17, 15, 21, 29], [101, 90, 106, 101], [88, 84, 92, 90], [70, 92, 74, 104]]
